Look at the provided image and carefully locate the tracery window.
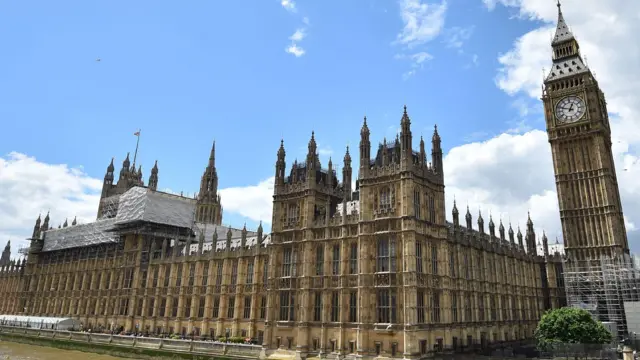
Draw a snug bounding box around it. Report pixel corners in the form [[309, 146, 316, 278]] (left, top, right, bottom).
[[330, 291, 340, 322], [279, 291, 295, 321], [478, 294, 485, 321], [198, 296, 205, 318], [431, 245, 438, 275], [202, 262, 209, 287], [243, 296, 252, 319], [212, 297, 220, 318], [332, 244, 340, 275], [376, 289, 397, 323], [376, 236, 396, 272], [227, 296, 235, 318], [349, 291, 357, 322], [216, 262, 223, 286], [380, 187, 392, 209], [413, 190, 421, 219], [449, 249, 456, 277], [431, 291, 441, 323], [315, 245, 324, 276], [464, 294, 472, 322], [416, 290, 425, 323], [286, 203, 300, 224], [230, 259, 238, 285], [349, 243, 358, 274], [188, 263, 196, 287], [313, 292, 322, 321], [246, 258, 254, 284], [176, 264, 183, 287], [416, 241, 423, 273], [451, 292, 458, 322], [282, 247, 293, 277]]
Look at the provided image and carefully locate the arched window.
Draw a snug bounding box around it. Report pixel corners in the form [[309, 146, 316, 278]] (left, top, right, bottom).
[[380, 187, 391, 209]]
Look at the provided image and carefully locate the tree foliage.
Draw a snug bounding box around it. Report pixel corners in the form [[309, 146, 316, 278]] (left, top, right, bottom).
[[535, 307, 613, 350]]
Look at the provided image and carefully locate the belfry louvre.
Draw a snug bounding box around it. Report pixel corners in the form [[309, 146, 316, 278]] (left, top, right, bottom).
[[0, 108, 565, 360]]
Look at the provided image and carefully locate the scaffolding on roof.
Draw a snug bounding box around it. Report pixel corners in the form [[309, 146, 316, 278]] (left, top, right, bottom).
[[563, 255, 640, 338], [99, 194, 120, 219], [41, 218, 119, 252]]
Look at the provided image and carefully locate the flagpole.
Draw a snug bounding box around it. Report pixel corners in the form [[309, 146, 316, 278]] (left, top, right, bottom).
[[133, 129, 141, 165]]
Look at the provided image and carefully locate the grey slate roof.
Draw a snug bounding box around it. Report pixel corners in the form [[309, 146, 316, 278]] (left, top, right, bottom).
[[546, 56, 589, 81], [552, 4, 574, 45]]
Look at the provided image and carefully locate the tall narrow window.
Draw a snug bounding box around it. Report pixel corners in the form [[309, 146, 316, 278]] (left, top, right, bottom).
[[451, 292, 458, 322], [490, 295, 497, 321], [380, 187, 391, 209], [478, 294, 485, 322], [330, 291, 340, 322], [202, 262, 209, 287], [198, 296, 205, 318], [246, 258, 255, 284], [315, 245, 324, 276], [188, 263, 195, 287], [376, 236, 396, 272], [449, 249, 456, 277], [243, 296, 252, 319], [428, 195, 436, 223], [416, 290, 425, 323], [376, 289, 397, 323], [313, 292, 322, 322], [279, 291, 295, 321], [259, 296, 266, 319], [349, 243, 358, 274], [283, 247, 293, 277], [332, 244, 340, 275], [263, 257, 269, 286], [286, 203, 299, 224], [230, 260, 238, 285], [431, 291, 441, 323], [212, 297, 220, 319], [415, 241, 423, 273], [349, 291, 357, 322], [216, 262, 223, 286], [227, 296, 235, 319], [414, 190, 421, 219], [431, 245, 438, 275], [464, 253, 470, 280], [176, 265, 183, 287]]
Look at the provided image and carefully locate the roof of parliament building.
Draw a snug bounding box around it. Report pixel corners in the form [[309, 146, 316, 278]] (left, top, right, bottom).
[[38, 186, 269, 253]]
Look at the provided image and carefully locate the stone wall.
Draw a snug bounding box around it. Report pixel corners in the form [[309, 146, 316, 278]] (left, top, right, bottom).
[[0, 325, 261, 360]]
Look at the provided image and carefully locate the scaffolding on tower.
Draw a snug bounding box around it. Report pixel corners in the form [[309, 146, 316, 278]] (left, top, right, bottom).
[[563, 255, 640, 339], [99, 194, 121, 219]]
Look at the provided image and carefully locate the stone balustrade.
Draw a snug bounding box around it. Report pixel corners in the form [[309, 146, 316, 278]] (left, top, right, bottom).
[[0, 325, 261, 359]]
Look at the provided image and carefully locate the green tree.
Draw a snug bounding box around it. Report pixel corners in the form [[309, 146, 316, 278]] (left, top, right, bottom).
[[535, 307, 613, 350]]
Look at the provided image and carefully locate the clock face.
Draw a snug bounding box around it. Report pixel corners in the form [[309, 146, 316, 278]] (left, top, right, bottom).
[[555, 96, 586, 123]]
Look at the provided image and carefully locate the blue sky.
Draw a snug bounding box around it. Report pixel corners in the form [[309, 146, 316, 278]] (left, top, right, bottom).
[[0, 0, 560, 233]]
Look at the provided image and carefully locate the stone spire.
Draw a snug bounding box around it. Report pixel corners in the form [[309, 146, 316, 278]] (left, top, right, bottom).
[[552, 1, 575, 45]]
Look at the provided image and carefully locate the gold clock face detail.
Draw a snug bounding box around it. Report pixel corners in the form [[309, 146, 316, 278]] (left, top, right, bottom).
[[555, 96, 586, 123]]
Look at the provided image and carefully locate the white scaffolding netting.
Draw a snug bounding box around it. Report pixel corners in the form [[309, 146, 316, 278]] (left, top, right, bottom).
[[42, 218, 118, 252], [115, 187, 196, 228], [564, 255, 640, 337]]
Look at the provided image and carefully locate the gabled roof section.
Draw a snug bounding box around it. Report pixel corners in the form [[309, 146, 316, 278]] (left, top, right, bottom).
[[42, 218, 119, 252], [552, 1, 574, 45], [115, 186, 196, 229]]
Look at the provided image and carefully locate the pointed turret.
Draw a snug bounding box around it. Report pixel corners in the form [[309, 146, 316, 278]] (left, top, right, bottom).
[[431, 124, 443, 176], [359, 116, 371, 175], [32, 214, 42, 239], [257, 221, 264, 245], [148, 160, 159, 191], [343, 146, 352, 201], [121, 153, 131, 174], [542, 231, 549, 257], [477, 210, 485, 234], [226, 227, 232, 250], [452, 200, 459, 227], [465, 206, 472, 230], [196, 141, 222, 225], [419, 136, 426, 166], [526, 212, 537, 254], [0, 241, 11, 267], [400, 105, 412, 161], [508, 224, 515, 244], [517, 227, 524, 249], [41, 212, 50, 232], [488, 214, 495, 237], [546, 0, 589, 81], [63, 218, 68, 228], [275, 139, 286, 187], [71, 216, 77, 226]]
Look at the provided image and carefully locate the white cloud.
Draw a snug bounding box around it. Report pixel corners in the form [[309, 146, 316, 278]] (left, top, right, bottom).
[[0, 152, 102, 258], [443, 26, 475, 50], [394, 0, 448, 77], [285, 43, 305, 57], [289, 28, 306, 42], [281, 0, 297, 13], [396, 0, 448, 48], [464, 0, 640, 250], [219, 177, 274, 223]]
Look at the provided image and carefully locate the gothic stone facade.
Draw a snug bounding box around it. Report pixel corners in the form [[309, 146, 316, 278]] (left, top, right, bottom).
[[0, 113, 567, 359]]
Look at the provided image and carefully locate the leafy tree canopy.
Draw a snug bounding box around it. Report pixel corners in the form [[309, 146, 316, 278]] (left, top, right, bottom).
[[535, 307, 613, 349]]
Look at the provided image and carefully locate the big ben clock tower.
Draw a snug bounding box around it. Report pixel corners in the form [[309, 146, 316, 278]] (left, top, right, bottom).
[[543, 1, 629, 263]]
